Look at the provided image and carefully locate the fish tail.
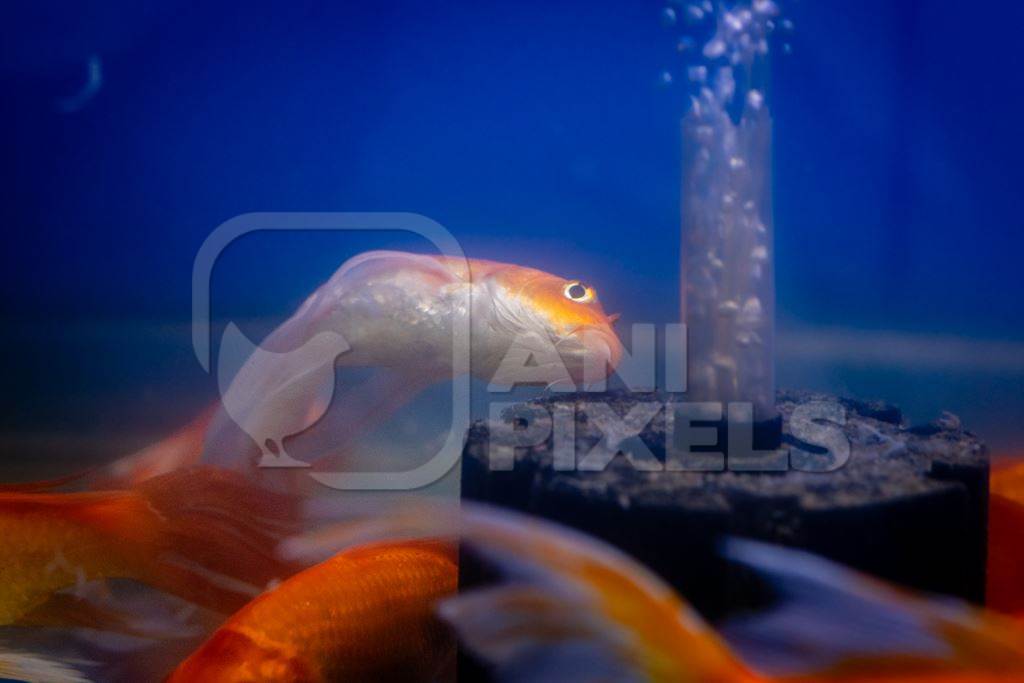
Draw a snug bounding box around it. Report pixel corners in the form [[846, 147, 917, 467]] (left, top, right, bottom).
[[721, 538, 1024, 680], [129, 465, 303, 614], [451, 512, 758, 683]]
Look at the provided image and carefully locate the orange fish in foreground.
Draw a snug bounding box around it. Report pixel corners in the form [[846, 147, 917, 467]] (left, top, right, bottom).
[[167, 539, 457, 683], [284, 502, 1024, 683], [8, 498, 1024, 682], [0, 466, 297, 629], [283, 502, 759, 683]]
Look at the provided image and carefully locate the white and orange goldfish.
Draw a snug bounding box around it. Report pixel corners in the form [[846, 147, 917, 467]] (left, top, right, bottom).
[[108, 251, 623, 484]]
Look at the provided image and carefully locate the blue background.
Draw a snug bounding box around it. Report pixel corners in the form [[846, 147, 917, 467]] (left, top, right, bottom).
[[1, 1, 1022, 463]]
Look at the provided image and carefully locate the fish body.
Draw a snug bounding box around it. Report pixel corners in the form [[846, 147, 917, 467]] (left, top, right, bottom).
[[107, 250, 622, 477], [261, 251, 622, 379], [168, 539, 457, 683], [0, 467, 297, 627], [106, 251, 622, 481]]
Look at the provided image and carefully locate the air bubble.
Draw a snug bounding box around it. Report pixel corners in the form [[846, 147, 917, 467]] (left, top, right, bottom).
[[688, 65, 708, 83], [739, 297, 763, 325], [747, 89, 764, 110], [658, 70, 674, 86], [686, 4, 705, 21], [718, 300, 740, 316], [736, 331, 764, 346], [703, 38, 726, 59], [661, 7, 677, 27], [715, 67, 735, 102]]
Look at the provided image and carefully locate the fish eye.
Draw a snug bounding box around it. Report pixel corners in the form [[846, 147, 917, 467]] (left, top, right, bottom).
[[563, 280, 594, 303]]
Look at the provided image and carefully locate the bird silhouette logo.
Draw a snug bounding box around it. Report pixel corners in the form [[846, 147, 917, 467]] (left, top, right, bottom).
[[216, 322, 351, 468]]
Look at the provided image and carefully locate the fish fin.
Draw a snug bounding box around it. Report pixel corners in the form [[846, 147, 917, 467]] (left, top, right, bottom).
[[131, 466, 304, 614], [0, 646, 94, 683], [13, 587, 195, 640], [438, 584, 649, 683], [15, 591, 154, 637], [0, 470, 93, 492], [295, 366, 445, 472], [720, 538, 1024, 678], [98, 405, 218, 487], [282, 500, 754, 683], [0, 477, 294, 617]]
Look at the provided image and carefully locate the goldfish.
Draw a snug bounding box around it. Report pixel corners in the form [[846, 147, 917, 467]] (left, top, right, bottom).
[[167, 539, 457, 683], [283, 501, 759, 683], [283, 501, 1024, 683], [10, 498, 1024, 682], [988, 457, 1024, 617], [0, 466, 298, 630], [109, 250, 623, 482]]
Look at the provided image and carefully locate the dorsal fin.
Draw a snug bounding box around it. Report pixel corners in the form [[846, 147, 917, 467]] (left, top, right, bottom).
[[721, 538, 1024, 679]]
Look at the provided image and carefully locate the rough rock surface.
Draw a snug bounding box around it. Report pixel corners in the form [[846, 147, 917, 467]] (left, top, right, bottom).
[[461, 390, 989, 617]]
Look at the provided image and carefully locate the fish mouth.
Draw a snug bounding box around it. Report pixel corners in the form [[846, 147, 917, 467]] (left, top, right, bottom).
[[558, 325, 623, 383], [589, 327, 624, 374]]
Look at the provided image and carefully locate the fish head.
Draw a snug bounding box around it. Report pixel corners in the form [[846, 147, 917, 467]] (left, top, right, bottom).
[[480, 264, 624, 387]]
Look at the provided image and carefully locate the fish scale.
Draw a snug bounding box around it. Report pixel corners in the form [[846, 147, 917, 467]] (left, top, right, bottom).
[[168, 539, 458, 683]]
